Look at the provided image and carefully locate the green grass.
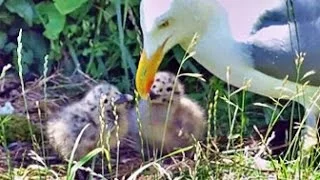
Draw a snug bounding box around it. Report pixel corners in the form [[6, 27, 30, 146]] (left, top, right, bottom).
[[2, 33, 320, 179], [2, 52, 320, 180]]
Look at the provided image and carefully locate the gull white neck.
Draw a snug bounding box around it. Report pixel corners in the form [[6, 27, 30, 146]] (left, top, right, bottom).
[[180, 6, 318, 103], [181, 8, 255, 90]]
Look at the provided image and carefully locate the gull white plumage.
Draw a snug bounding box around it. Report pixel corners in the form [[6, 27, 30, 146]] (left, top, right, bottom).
[[135, 0, 320, 141]]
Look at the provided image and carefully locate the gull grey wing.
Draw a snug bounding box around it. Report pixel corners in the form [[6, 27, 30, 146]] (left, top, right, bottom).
[[252, 0, 320, 34], [247, 18, 320, 86]]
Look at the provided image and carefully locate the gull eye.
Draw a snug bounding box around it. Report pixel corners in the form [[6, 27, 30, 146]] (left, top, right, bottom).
[[158, 20, 170, 29]]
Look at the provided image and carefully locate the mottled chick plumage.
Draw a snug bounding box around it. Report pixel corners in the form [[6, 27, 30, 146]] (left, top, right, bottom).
[[47, 83, 132, 160]]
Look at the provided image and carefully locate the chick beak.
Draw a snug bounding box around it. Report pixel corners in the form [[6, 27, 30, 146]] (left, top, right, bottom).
[[149, 90, 160, 100], [114, 94, 133, 105]]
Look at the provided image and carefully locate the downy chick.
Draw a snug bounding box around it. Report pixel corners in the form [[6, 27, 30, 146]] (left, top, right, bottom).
[[47, 83, 133, 160], [129, 72, 206, 155]]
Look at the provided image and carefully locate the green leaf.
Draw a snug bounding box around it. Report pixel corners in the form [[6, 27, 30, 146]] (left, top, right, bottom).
[[54, 0, 88, 15], [0, 0, 4, 6], [22, 31, 48, 60], [22, 48, 34, 65], [127, 0, 140, 7], [36, 2, 66, 40], [20, 30, 50, 74], [0, 12, 15, 25], [3, 42, 17, 54], [69, 1, 92, 20], [0, 31, 8, 49], [4, 0, 36, 26]]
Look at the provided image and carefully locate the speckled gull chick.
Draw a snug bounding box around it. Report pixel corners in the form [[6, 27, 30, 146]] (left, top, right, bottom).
[[135, 0, 320, 143], [129, 71, 206, 156], [47, 83, 133, 160]]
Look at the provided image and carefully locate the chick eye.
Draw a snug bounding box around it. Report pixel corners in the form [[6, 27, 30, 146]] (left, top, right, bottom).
[[158, 20, 170, 29]]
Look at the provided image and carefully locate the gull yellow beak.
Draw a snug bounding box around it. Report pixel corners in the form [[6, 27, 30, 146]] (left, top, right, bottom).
[[135, 46, 165, 99]]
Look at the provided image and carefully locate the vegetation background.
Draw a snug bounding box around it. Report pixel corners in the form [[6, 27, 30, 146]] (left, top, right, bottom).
[[0, 0, 267, 130], [0, 0, 219, 101], [0, 0, 317, 179]]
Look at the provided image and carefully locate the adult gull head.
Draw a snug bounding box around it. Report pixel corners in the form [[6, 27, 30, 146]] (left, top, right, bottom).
[[135, 0, 320, 132]]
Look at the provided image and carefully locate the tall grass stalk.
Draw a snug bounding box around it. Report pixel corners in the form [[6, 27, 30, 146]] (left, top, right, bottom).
[[65, 38, 81, 73], [0, 64, 11, 80], [111, 100, 120, 178], [226, 105, 239, 150], [69, 148, 105, 180], [134, 91, 146, 161], [213, 90, 219, 142], [159, 33, 199, 157], [0, 65, 12, 177], [86, 0, 103, 74], [66, 123, 90, 179], [115, 0, 134, 92], [206, 102, 213, 157], [240, 84, 248, 143], [98, 95, 111, 175], [226, 66, 232, 150], [16, 29, 37, 149], [0, 116, 13, 178], [40, 55, 49, 160], [0, 64, 11, 95], [35, 101, 46, 178]]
